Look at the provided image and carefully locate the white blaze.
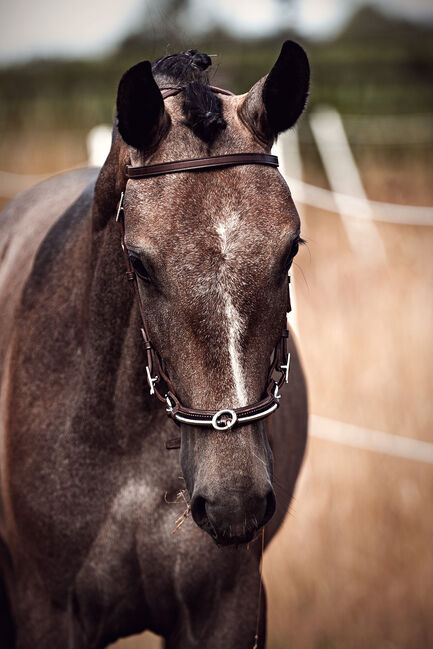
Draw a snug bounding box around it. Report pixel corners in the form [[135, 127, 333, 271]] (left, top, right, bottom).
[[224, 292, 248, 407], [216, 215, 248, 408]]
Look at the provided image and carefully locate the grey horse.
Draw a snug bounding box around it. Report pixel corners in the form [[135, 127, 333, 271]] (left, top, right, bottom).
[[0, 43, 309, 648]]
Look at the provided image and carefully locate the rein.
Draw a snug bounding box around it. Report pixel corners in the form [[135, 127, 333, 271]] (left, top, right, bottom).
[[116, 86, 292, 448]]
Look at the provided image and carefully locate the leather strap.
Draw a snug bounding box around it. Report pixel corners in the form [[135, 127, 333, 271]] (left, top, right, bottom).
[[126, 153, 278, 179], [161, 85, 235, 100]]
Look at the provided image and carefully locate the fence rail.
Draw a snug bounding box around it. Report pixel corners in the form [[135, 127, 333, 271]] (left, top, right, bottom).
[[288, 177, 433, 226], [310, 415, 433, 465]]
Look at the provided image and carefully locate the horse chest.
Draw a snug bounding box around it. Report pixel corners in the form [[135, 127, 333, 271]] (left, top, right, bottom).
[[71, 474, 233, 638]]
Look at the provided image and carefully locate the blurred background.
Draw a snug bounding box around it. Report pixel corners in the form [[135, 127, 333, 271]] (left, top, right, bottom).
[[1, 1, 432, 647]]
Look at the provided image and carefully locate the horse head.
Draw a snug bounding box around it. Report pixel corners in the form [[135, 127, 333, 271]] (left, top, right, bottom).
[[107, 43, 309, 545]]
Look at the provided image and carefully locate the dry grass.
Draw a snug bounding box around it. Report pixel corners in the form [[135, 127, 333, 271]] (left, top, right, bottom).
[[110, 633, 161, 649], [1, 135, 432, 649], [265, 146, 433, 648], [295, 208, 433, 440], [0, 131, 87, 175], [0, 131, 87, 212], [265, 440, 433, 649]]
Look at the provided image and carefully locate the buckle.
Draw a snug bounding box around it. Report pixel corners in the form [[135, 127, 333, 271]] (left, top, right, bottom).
[[145, 366, 158, 395], [211, 409, 237, 431], [166, 394, 175, 413], [115, 191, 124, 222], [280, 353, 291, 383]]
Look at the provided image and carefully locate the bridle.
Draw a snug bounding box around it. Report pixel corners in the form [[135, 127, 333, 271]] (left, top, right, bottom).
[[115, 85, 292, 447]]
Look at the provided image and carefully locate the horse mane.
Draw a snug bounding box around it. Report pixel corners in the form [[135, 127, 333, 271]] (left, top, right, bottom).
[[152, 49, 227, 145]]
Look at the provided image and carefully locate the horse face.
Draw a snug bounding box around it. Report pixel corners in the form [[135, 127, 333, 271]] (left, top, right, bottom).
[[124, 170, 300, 544], [118, 42, 309, 545]]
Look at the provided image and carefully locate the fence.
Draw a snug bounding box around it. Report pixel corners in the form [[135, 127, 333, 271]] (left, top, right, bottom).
[[276, 108, 433, 464]]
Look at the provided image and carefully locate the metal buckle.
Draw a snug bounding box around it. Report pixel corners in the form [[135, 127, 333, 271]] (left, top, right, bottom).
[[211, 409, 237, 431], [280, 353, 291, 383], [115, 191, 124, 222], [145, 366, 158, 395], [273, 383, 281, 401], [166, 394, 175, 413]]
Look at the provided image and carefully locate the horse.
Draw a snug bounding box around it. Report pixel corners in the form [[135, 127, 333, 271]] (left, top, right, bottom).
[[0, 42, 309, 648]]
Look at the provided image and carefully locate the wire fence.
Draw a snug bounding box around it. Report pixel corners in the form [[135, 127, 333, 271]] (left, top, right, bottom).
[[277, 109, 433, 464]]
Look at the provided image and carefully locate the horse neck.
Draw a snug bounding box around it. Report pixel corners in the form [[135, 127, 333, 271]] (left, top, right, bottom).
[[83, 147, 160, 445]]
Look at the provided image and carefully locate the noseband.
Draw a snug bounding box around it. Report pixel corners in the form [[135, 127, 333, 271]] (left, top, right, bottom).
[[116, 86, 292, 446]]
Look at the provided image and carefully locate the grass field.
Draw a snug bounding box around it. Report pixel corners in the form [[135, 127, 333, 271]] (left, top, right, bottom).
[[1, 128, 432, 649], [264, 168, 433, 648]]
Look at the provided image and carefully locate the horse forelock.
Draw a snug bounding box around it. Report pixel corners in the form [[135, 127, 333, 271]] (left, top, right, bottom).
[[152, 50, 227, 146]]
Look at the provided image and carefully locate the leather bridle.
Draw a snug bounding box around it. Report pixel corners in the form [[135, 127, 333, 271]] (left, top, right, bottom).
[[115, 85, 292, 448]]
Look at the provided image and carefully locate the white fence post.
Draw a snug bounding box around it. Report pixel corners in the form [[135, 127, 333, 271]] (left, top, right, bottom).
[[273, 130, 305, 338], [310, 106, 387, 263], [86, 125, 112, 167]]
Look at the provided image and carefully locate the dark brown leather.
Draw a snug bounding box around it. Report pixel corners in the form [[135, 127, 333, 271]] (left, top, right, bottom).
[[165, 438, 182, 450], [208, 85, 235, 97], [126, 153, 278, 179], [161, 85, 234, 100]]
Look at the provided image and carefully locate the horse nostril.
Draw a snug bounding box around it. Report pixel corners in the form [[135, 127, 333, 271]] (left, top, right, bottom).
[[190, 494, 208, 528], [190, 488, 276, 543]]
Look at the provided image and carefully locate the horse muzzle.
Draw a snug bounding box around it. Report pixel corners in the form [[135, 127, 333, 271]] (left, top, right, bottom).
[[190, 487, 276, 546]]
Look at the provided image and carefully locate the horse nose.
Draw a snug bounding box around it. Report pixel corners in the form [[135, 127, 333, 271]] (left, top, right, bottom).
[[190, 488, 276, 545]]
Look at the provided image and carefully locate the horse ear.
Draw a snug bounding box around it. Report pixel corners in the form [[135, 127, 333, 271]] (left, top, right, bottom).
[[239, 41, 310, 142], [116, 60, 169, 150]]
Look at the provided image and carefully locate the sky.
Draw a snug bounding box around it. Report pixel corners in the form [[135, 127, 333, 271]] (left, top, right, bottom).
[[0, 0, 432, 64]]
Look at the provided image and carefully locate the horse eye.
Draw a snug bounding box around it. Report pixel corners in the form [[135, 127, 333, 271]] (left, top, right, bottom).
[[284, 237, 301, 270], [128, 254, 151, 283]]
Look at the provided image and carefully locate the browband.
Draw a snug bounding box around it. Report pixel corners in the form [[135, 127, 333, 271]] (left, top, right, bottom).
[[161, 85, 235, 100], [126, 153, 279, 179]]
